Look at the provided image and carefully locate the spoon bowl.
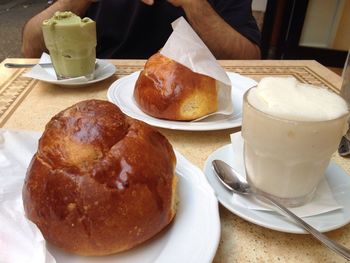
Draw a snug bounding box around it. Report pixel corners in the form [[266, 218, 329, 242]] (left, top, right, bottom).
[[212, 159, 251, 195]]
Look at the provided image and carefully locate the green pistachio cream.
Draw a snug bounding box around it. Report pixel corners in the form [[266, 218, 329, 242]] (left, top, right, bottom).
[[42, 11, 97, 79]]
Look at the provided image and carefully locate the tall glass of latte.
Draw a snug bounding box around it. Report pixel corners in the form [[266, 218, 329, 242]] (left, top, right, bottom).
[[242, 77, 349, 207]]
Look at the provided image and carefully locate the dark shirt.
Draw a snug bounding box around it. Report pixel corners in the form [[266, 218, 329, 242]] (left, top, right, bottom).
[[85, 0, 261, 59]]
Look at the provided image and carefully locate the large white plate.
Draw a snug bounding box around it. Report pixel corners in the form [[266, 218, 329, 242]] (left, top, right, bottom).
[[107, 71, 257, 131], [203, 133, 350, 234], [24, 59, 116, 87], [0, 130, 220, 263]]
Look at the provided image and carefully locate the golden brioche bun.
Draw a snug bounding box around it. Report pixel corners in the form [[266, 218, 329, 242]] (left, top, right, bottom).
[[22, 99, 177, 256], [134, 53, 218, 121]]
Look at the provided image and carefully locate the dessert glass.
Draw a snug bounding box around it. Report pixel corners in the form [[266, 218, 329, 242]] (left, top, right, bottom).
[[42, 12, 96, 80], [241, 89, 349, 207]]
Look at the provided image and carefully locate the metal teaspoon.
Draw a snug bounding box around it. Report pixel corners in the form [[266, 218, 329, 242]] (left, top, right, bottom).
[[4, 63, 53, 68], [4, 62, 99, 69], [212, 159, 350, 260]]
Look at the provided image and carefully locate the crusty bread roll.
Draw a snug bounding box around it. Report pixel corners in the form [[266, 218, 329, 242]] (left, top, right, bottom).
[[22, 100, 177, 256], [134, 53, 218, 121]]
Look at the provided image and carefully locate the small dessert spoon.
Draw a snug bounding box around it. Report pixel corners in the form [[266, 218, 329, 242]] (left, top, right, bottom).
[[212, 159, 350, 260], [4, 63, 53, 68], [4, 62, 99, 69]]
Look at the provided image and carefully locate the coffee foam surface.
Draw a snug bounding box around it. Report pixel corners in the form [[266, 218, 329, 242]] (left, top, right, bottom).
[[248, 77, 349, 121]]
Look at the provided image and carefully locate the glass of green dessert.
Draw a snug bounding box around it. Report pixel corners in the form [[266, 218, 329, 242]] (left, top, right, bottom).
[[42, 11, 96, 80]]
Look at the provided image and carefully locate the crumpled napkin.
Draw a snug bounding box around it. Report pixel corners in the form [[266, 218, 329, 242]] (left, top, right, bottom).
[[160, 17, 233, 120], [230, 132, 342, 218], [0, 129, 56, 263], [23, 53, 111, 85]]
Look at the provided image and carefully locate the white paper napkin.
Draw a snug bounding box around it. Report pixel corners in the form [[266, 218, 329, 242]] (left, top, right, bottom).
[[160, 17, 233, 119], [23, 53, 87, 84], [0, 129, 56, 263], [230, 132, 342, 218], [22, 53, 110, 85]]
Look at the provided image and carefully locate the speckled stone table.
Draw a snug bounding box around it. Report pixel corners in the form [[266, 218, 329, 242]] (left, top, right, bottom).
[[1, 58, 349, 262]]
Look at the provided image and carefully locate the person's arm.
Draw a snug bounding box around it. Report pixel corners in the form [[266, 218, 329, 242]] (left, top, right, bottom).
[[21, 0, 92, 58], [143, 0, 261, 59]]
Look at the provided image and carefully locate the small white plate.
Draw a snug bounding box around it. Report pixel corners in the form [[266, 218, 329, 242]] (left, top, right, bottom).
[[203, 134, 350, 234], [107, 71, 256, 131], [24, 59, 116, 87], [0, 130, 220, 263]]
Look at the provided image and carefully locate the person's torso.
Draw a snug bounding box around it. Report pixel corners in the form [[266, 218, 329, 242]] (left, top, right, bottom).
[[86, 0, 260, 59], [86, 0, 184, 59]]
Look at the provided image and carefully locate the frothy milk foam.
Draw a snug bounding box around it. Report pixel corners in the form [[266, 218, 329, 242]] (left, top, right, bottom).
[[248, 77, 348, 121], [242, 77, 349, 205]]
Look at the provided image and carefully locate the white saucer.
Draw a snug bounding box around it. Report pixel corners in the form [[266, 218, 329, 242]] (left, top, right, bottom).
[[0, 129, 220, 263], [107, 71, 256, 131], [23, 59, 116, 87], [203, 133, 350, 234]]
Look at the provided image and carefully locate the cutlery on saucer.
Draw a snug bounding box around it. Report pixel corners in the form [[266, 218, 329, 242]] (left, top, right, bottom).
[[4, 63, 53, 68], [338, 136, 350, 157], [4, 62, 99, 69], [212, 159, 350, 260]]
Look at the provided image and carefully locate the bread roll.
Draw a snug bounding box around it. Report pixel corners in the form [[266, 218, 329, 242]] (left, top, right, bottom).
[[22, 100, 177, 256], [134, 53, 218, 121]]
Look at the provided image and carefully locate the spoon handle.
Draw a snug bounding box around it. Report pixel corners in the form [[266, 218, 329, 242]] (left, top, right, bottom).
[[257, 193, 350, 260], [4, 63, 53, 68]]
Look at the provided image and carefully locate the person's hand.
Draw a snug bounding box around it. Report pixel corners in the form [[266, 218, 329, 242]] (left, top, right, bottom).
[[141, 0, 198, 7], [58, 0, 91, 3], [166, 0, 194, 7], [141, 0, 154, 5]]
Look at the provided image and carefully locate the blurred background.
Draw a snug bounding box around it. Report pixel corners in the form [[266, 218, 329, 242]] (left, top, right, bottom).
[[258, 0, 349, 75], [0, 0, 349, 75], [0, 0, 46, 61]]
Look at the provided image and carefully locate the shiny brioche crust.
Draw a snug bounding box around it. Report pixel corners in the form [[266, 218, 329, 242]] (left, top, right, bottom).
[[134, 53, 217, 121], [22, 99, 177, 256]]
